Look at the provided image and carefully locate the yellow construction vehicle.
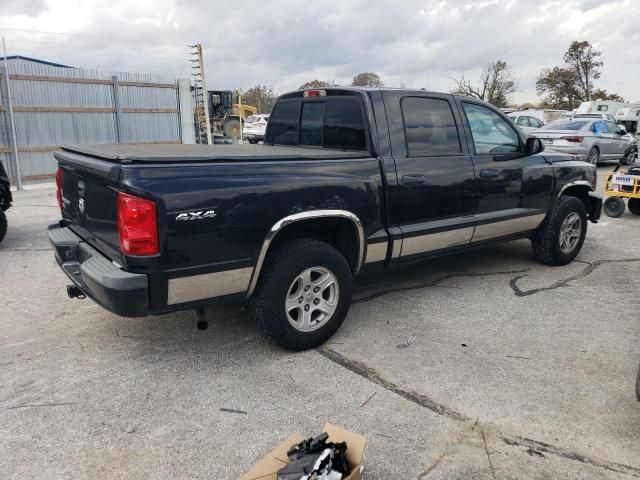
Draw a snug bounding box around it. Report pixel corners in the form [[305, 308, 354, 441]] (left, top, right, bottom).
[[196, 90, 256, 140]]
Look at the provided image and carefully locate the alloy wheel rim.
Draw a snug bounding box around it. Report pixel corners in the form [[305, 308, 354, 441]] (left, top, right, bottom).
[[558, 212, 582, 254], [588, 150, 598, 165], [285, 266, 339, 332]]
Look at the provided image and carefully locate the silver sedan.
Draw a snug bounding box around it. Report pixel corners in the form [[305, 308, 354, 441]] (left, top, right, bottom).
[[531, 119, 629, 165]]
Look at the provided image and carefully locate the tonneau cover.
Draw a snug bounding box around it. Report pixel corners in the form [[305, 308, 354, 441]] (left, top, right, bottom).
[[60, 144, 370, 163]]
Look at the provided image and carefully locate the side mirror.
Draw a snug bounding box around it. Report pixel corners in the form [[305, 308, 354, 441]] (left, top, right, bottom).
[[525, 136, 544, 155]]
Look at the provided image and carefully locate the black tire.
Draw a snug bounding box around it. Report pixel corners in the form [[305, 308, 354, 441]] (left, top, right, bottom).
[[0, 209, 6, 244], [587, 147, 599, 166], [628, 198, 640, 215], [603, 196, 625, 218], [249, 238, 353, 351], [532, 196, 587, 266], [223, 119, 241, 138]]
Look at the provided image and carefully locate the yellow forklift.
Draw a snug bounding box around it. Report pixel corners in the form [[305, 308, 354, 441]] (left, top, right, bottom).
[[195, 90, 257, 141]]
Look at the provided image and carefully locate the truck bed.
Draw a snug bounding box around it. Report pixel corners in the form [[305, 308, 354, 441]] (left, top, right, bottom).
[[60, 144, 371, 163]]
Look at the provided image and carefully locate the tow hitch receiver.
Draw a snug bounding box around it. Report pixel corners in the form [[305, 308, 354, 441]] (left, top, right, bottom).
[[66, 285, 86, 299]]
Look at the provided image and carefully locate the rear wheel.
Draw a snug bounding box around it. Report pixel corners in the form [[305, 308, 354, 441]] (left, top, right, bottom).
[[0, 210, 6, 243], [587, 147, 599, 166], [603, 196, 626, 218], [532, 196, 587, 266], [627, 198, 640, 215], [249, 238, 353, 351]]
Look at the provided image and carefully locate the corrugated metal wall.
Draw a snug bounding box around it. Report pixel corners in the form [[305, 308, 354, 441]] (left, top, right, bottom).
[[0, 61, 192, 182]]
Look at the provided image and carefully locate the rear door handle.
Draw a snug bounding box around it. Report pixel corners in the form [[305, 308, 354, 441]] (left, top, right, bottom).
[[401, 174, 426, 185], [479, 169, 500, 179]]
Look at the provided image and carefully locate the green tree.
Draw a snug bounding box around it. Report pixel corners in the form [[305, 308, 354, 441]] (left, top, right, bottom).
[[591, 88, 625, 102], [536, 67, 581, 110], [242, 84, 278, 113], [351, 72, 384, 87], [563, 40, 603, 101], [452, 60, 517, 108], [298, 79, 336, 90]]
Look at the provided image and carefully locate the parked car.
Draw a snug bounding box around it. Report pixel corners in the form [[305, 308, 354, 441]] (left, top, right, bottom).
[[532, 118, 629, 165], [243, 114, 270, 143], [572, 112, 618, 123], [0, 160, 12, 243], [507, 113, 545, 134], [48, 87, 601, 350]]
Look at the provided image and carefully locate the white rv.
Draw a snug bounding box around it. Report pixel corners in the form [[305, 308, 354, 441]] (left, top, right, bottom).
[[615, 105, 640, 135], [575, 100, 628, 116]]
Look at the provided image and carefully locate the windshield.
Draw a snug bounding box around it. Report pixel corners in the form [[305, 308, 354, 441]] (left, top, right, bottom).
[[543, 120, 588, 131], [246, 116, 259, 123]]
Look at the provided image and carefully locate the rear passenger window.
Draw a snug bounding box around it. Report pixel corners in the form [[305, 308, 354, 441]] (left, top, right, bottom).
[[324, 99, 367, 151], [268, 100, 300, 145], [300, 102, 325, 146], [401, 97, 461, 156], [517, 116, 530, 127]]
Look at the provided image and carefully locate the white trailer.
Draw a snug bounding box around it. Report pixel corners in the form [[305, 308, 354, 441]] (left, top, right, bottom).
[[575, 100, 629, 116], [615, 105, 640, 135]]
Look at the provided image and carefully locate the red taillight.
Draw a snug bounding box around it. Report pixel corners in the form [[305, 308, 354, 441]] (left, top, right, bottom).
[[560, 136, 584, 143], [303, 89, 326, 97], [117, 192, 158, 256], [55, 167, 63, 213], [254, 122, 266, 127]]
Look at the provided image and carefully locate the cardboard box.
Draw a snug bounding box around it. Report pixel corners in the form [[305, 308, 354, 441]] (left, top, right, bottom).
[[241, 423, 367, 480]]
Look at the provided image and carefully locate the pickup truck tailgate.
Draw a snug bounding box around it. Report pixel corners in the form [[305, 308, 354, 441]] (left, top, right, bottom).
[[57, 154, 122, 262]]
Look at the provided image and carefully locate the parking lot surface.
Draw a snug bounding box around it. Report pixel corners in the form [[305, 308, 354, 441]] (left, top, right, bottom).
[[1, 168, 639, 479]]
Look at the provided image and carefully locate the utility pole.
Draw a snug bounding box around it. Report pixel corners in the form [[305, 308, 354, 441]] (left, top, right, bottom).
[[2, 37, 22, 190], [237, 87, 243, 143], [189, 43, 212, 145]]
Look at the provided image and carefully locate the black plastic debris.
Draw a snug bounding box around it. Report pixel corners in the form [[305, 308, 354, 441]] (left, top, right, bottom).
[[277, 432, 350, 480]]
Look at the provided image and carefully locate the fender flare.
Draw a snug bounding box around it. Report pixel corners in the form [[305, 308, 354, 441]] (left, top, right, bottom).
[[246, 209, 364, 298]]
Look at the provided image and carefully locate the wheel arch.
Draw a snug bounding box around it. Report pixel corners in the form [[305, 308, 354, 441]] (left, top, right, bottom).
[[559, 182, 593, 211], [246, 210, 364, 298]]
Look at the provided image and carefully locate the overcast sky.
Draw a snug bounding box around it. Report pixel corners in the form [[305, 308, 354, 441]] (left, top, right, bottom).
[[1, 0, 637, 104]]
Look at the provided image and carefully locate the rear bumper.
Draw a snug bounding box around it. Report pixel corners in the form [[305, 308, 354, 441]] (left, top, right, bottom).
[[48, 224, 149, 317]]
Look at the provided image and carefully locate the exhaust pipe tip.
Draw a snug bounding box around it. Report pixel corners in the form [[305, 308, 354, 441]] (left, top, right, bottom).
[[66, 285, 86, 299]]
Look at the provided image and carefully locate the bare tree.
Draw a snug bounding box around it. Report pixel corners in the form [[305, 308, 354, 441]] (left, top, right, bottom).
[[452, 60, 517, 108], [351, 72, 384, 87], [242, 84, 278, 114]]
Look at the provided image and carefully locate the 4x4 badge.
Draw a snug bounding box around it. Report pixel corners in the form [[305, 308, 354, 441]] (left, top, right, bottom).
[[175, 210, 216, 221]]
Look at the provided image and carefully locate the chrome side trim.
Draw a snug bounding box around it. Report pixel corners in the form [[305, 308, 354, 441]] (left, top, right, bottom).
[[246, 210, 365, 298], [364, 242, 388, 264], [472, 213, 545, 243], [401, 227, 474, 257], [558, 180, 593, 197], [391, 238, 402, 259], [167, 267, 253, 305]]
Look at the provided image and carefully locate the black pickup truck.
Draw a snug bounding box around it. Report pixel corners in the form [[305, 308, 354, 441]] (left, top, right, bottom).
[[48, 87, 601, 350]]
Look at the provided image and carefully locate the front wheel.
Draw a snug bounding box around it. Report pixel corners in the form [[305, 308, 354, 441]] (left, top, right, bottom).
[[532, 196, 587, 266], [249, 238, 353, 350]]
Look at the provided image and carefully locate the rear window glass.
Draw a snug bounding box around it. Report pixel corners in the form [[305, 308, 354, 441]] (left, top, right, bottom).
[[266, 98, 366, 151], [246, 116, 258, 123], [267, 100, 300, 145], [401, 97, 461, 156], [300, 102, 325, 146], [573, 114, 600, 119], [545, 120, 588, 131], [324, 99, 366, 151]]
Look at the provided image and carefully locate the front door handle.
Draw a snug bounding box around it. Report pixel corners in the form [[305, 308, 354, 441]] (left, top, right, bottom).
[[479, 169, 500, 179], [401, 174, 426, 185]]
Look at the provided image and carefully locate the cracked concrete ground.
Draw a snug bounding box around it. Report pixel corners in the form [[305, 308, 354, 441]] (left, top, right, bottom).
[[1, 168, 639, 479]]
